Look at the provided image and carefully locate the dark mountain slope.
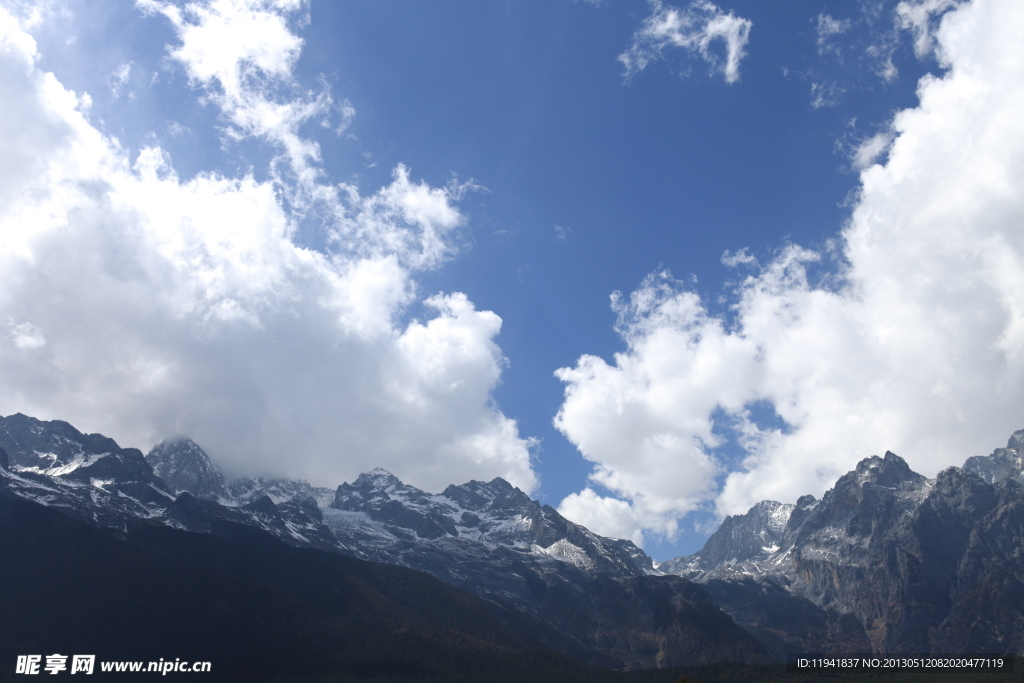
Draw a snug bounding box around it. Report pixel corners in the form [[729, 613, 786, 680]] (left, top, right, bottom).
[[0, 412, 775, 670], [0, 493, 684, 683]]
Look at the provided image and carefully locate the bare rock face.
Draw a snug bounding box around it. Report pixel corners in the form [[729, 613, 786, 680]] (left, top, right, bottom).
[[146, 437, 227, 500], [661, 434, 1024, 658], [659, 500, 794, 576], [963, 429, 1024, 484]]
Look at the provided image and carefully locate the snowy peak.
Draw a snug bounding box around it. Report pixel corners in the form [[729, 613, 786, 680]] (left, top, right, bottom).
[[0, 413, 122, 472], [146, 437, 226, 500], [1009, 428, 1024, 453], [846, 450, 925, 489], [784, 451, 930, 552], [0, 413, 165, 490], [663, 452, 931, 579], [225, 477, 334, 508], [963, 430, 1024, 484], [441, 477, 534, 516], [144, 438, 334, 508], [660, 499, 794, 575], [352, 467, 403, 492], [329, 469, 656, 575]]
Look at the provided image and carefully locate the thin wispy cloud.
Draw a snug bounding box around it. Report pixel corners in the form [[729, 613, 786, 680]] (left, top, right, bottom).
[[108, 61, 132, 97], [796, 0, 964, 108], [618, 0, 752, 84], [815, 13, 852, 59]]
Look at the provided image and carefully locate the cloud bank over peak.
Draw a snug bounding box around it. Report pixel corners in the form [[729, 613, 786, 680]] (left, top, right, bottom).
[[619, 0, 752, 84], [557, 0, 1024, 546], [0, 2, 537, 494]]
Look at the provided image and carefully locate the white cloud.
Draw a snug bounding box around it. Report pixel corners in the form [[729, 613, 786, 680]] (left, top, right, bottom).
[[137, 0, 339, 194], [720, 247, 757, 268], [558, 488, 646, 547], [851, 129, 895, 170], [799, 1, 962, 108], [897, 0, 961, 58], [810, 80, 844, 109], [557, 0, 1024, 543], [10, 322, 46, 350], [619, 0, 752, 84], [108, 61, 132, 97], [815, 13, 852, 58], [0, 3, 537, 494]]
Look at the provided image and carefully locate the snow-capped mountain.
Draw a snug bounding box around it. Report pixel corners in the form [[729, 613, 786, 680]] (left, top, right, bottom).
[[657, 500, 794, 576], [0, 413, 773, 669], [660, 432, 1024, 657], [326, 467, 655, 576], [17, 408, 1023, 663], [146, 436, 335, 508], [963, 429, 1024, 484], [146, 437, 227, 501]]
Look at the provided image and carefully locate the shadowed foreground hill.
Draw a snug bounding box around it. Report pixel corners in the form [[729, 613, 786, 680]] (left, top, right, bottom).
[[0, 492, 691, 683], [0, 413, 774, 670]]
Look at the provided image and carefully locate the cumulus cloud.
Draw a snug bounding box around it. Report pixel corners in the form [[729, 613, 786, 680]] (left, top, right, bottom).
[[897, 0, 961, 58], [0, 2, 537, 494], [619, 0, 752, 84], [558, 488, 646, 547], [557, 0, 1024, 544], [138, 0, 334, 193]]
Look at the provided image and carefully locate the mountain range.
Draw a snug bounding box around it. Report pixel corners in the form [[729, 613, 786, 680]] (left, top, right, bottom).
[[2, 411, 1023, 675], [663, 432, 1024, 659], [0, 413, 771, 674]]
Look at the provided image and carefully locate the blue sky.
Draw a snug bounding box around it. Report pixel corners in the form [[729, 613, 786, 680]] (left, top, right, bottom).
[[2, 0, 1023, 560]]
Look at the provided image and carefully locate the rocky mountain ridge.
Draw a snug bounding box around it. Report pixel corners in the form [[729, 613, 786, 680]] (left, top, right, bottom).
[[8, 409, 1024, 662], [661, 430, 1024, 658], [0, 413, 772, 669]]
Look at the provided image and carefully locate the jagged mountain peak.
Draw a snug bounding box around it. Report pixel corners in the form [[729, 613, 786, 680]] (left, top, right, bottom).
[[154, 435, 198, 448], [963, 431, 1024, 485], [242, 494, 280, 516], [0, 413, 165, 491], [659, 499, 794, 575], [351, 468, 403, 491], [784, 451, 929, 548], [0, 412, 123, 471], [146, 436, 226, 500], [665, 451, 932, 580], [845, 450, 924, 489], [442, 476, 533, 512]]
